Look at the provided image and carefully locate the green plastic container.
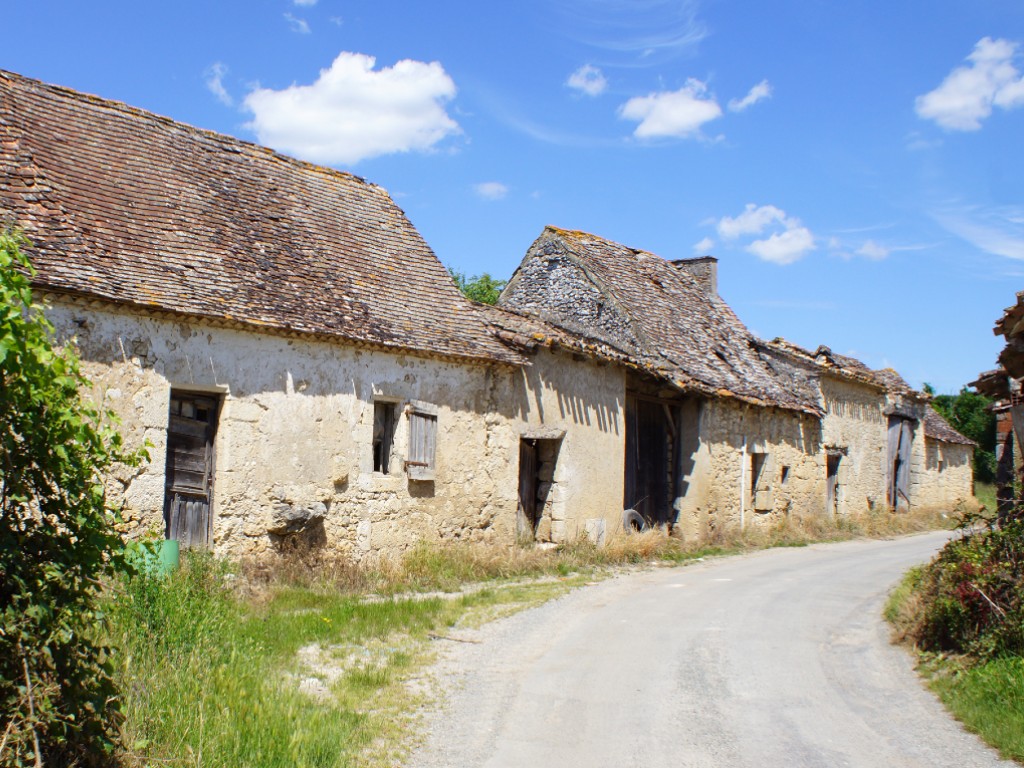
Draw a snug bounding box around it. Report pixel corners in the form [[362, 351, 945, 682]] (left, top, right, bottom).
[[158, 539, 180, 575]]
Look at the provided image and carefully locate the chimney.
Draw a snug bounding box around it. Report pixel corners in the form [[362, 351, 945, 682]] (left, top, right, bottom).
[[671, 256, 718, 295]]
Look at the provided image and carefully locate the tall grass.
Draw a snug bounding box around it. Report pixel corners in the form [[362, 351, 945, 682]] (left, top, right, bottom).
[[107, 554, 449, 767]]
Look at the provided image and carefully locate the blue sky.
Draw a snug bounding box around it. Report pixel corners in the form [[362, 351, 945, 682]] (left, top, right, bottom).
[[5, 1, 1023, 393]]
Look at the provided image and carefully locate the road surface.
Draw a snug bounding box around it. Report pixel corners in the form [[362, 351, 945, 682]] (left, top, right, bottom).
[[409, 531, 1011, 767]]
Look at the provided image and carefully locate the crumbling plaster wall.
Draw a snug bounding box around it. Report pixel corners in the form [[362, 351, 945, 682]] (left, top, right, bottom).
[[46, 298, 525, 561], [512, 347, 625, 544], [918, 440, 974, 511], [675, 398, 824, 540], [820, 376, 888, 514]]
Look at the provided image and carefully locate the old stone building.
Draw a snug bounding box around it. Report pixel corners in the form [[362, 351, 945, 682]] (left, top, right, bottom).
[[0, 69, 618, 560], [1, 71, 974, 560], [498, 226, 976, 538]]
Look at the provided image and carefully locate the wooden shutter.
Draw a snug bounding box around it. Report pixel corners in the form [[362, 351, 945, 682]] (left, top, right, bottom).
[[406, 401, 438, 481]]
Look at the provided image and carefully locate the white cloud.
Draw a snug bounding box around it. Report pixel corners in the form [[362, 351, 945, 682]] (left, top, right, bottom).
[[728, 79, 772, 112], [715, 203, 815, 265], [294, 0, 317, 5], [746, 227, 815, 265], [567, 64, 607, 97], [244, 52, 460, 165], [205, 61, 232, 106], [717, 203, 789, 240], [284, 13, 311, 34], [856, 240, 889, 260], [474, 181, 508, 200], [693, 236, 714, 253], [619, 78, 722, 139], [915, 37, 1024, 130]]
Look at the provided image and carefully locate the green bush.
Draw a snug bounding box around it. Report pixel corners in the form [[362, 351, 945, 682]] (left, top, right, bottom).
[[0, 231, 145, 765], [910, 515, 1024, 658]]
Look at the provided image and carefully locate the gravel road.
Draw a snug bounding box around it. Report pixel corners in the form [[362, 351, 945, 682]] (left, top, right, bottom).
[[408, 531, 1013, 768]]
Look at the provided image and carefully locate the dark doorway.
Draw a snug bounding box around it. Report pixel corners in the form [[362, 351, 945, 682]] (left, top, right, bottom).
[[164, 391, 219, 549], [624, 394, 680, 526], [517, 437, 560, 541], [826, 452, 842, 517]]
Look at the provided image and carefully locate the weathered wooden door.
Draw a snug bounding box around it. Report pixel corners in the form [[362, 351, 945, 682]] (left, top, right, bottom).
[[887, 417, 914, 510], [625, 395, 673, 525], [826, 453, 841, 517], [518, 439, 538, 538], [164, 392, 219, 549]]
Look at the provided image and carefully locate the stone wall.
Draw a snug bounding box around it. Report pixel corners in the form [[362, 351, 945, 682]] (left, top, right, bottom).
[[675, 397, 824, 540], [48, 298, 530, 561], [47, 297, 629, 561], [917, 440, 974, 511], [501, 242, 640, 353], [820, 376, 888, 514], [511, 347, 625, 544]]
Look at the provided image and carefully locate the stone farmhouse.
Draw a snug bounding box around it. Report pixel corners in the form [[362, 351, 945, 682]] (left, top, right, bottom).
[[0, 70, 974, 559]]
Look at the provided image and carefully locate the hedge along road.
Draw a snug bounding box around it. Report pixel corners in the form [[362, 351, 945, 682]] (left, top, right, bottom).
[[409, 531, 1013, 768]]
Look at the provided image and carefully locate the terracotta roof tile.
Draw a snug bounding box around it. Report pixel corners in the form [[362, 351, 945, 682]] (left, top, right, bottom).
[[0, 70, 519, 365]]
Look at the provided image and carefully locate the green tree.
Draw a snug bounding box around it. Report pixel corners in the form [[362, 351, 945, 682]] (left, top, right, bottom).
[[928, 385, 997, 483], [448, 268, 507, 305], [0, 231, 144, 765]]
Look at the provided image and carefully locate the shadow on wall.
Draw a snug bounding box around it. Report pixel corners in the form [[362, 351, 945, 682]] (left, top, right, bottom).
[[508, 361, 622, 435]]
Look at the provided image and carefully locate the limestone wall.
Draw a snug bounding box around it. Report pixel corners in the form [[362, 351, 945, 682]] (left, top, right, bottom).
[[511, 348, 625, 544], [675, 398, 824, 540], [47, 298, 632, 560], [820, 376, 888, 514], [47, 299, 529, 560], [917, 439, 974, 511]]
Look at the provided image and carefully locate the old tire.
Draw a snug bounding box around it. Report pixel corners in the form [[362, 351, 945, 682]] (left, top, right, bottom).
[[623, 509, 647, 533]]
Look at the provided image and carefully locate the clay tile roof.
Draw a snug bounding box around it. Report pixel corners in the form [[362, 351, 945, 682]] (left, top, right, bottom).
[[0, 70, 519, 365], [502, 226, 821, 414], [871, 367, 917, 395], [924, 407, 975, 446]]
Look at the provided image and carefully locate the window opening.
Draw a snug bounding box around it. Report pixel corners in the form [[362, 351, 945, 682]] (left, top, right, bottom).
[[373, 401, 396, 474]]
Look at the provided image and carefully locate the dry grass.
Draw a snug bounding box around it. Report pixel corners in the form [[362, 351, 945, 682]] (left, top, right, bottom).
[[236, 504, 960, 600]]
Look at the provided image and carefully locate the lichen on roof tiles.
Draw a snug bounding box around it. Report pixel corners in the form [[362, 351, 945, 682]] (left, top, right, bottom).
[[500, 225, 822, 413], [0, 69, 520, 365]]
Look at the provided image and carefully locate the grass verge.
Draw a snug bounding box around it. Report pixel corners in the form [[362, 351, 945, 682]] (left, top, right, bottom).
[[109, 506, 960, 767]]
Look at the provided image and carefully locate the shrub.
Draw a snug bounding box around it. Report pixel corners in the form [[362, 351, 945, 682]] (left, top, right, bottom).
[[0, 231, 144, 765]]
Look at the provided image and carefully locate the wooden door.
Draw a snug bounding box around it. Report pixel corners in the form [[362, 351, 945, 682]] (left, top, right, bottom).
[[164, 392, 218, 549], [826, 454, 841, 516], [625, 395, 673, 525], [887, 417, 914, 510]]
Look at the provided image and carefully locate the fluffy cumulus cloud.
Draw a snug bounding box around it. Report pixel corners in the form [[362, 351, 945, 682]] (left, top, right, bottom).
[[716, 203, 815, 265], [567, 64, 607, 96], [619, 78, 722, 139], [916, 37, 1024, 130], [474, 181, 508, 200], [244, 52, 460, 165], [728, 79, 772, 112], [205, 62, 232, 106]]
